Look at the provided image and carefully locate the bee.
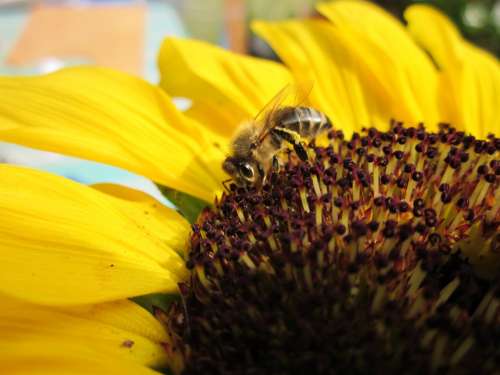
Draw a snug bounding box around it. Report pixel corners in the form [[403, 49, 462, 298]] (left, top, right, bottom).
[[222, 84, 332, 187]]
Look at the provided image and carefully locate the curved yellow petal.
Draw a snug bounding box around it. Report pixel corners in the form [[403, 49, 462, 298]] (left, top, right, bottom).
[[252, 19, 389, 135], [405, 5, 500, 137], [92, 183, 191, 258], [404, 5, 463, 69], [317, 0, 439, 128], [1, 341, 161, 375], [0, 66, 222, 202], [158, 38, 293, 138], [55, 299, 168, 345], [1, 298, 168, 369], [0, 165, 187, 305]]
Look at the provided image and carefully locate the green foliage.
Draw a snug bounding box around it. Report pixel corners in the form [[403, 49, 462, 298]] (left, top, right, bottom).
[[132, 293, 180, 314], [157, 184, 209, 224]]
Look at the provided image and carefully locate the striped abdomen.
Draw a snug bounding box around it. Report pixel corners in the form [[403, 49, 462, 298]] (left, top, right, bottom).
[[275, 106, 331, 138]]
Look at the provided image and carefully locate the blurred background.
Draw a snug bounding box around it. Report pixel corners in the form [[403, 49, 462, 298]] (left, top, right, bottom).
[[1, 0, 499, 200]]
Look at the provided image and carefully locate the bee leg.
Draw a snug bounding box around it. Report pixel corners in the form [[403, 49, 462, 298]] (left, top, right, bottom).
[[272, 127, 308, 161], [293, 142, 308, 161], [222, 178, 233, 192], [272, 155, 280, 172], [257, 163, 265, 178]]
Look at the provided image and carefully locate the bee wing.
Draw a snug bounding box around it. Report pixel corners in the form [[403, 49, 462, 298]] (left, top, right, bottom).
[[255, 81, 314, 143]]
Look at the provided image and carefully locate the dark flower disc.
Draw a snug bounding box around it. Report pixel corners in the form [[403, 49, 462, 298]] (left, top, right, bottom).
[[160, 123, 499, 375]]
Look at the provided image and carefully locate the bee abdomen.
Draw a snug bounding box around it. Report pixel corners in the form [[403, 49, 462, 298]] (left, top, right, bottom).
[[279, 107, 331, 138]]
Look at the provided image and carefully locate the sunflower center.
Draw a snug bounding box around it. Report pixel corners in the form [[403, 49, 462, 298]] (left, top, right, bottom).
[[163, 122, 499, 375]]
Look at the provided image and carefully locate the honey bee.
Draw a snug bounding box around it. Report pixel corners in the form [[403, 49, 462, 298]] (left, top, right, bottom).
[[222, 84, 332, 187]]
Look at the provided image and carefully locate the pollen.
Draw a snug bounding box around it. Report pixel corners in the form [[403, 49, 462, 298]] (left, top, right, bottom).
[[162, 122, 499, 374]]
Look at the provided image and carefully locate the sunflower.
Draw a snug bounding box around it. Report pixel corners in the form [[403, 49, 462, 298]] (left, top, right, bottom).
[[0, 1, 499, 374]]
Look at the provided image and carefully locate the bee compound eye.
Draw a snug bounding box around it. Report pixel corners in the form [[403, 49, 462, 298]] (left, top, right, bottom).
[[240, 163, 254, 179]]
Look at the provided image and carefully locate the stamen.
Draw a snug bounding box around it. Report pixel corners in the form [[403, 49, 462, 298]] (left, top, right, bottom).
[[450, 337, 474, 365], [299, 187, 310, 212]]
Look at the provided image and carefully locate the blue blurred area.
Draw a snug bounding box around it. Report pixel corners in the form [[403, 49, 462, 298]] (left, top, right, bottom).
[[44, 159, 172, 206], [0, 0, 186, 203], [0, 142, 172, 205]]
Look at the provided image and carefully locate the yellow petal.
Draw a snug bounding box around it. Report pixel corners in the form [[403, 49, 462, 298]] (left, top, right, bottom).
[[317, 0, 439, 128], [158, 37, 293, 138], [0, 165, 187, 305], [404, 5, 463, 69], [0, 66, 223, 202], [56, 299, 168, 344], [405, 5, 500, 137], [92, 183, 191, 258], [1, 341, 161, 375], [252, 19, 389, 135], [1, 298, 169, 369]]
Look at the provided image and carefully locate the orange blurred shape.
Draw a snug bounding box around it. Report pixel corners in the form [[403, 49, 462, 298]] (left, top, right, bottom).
[[224, 0, 246, 53], [7, 4, 145, 75]]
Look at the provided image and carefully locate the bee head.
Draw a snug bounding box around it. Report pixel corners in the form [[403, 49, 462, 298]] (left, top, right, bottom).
[[223, 157, 260, 186]]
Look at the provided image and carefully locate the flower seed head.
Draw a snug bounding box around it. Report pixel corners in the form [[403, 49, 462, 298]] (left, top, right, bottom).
[[164, 123, 499, 374]]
